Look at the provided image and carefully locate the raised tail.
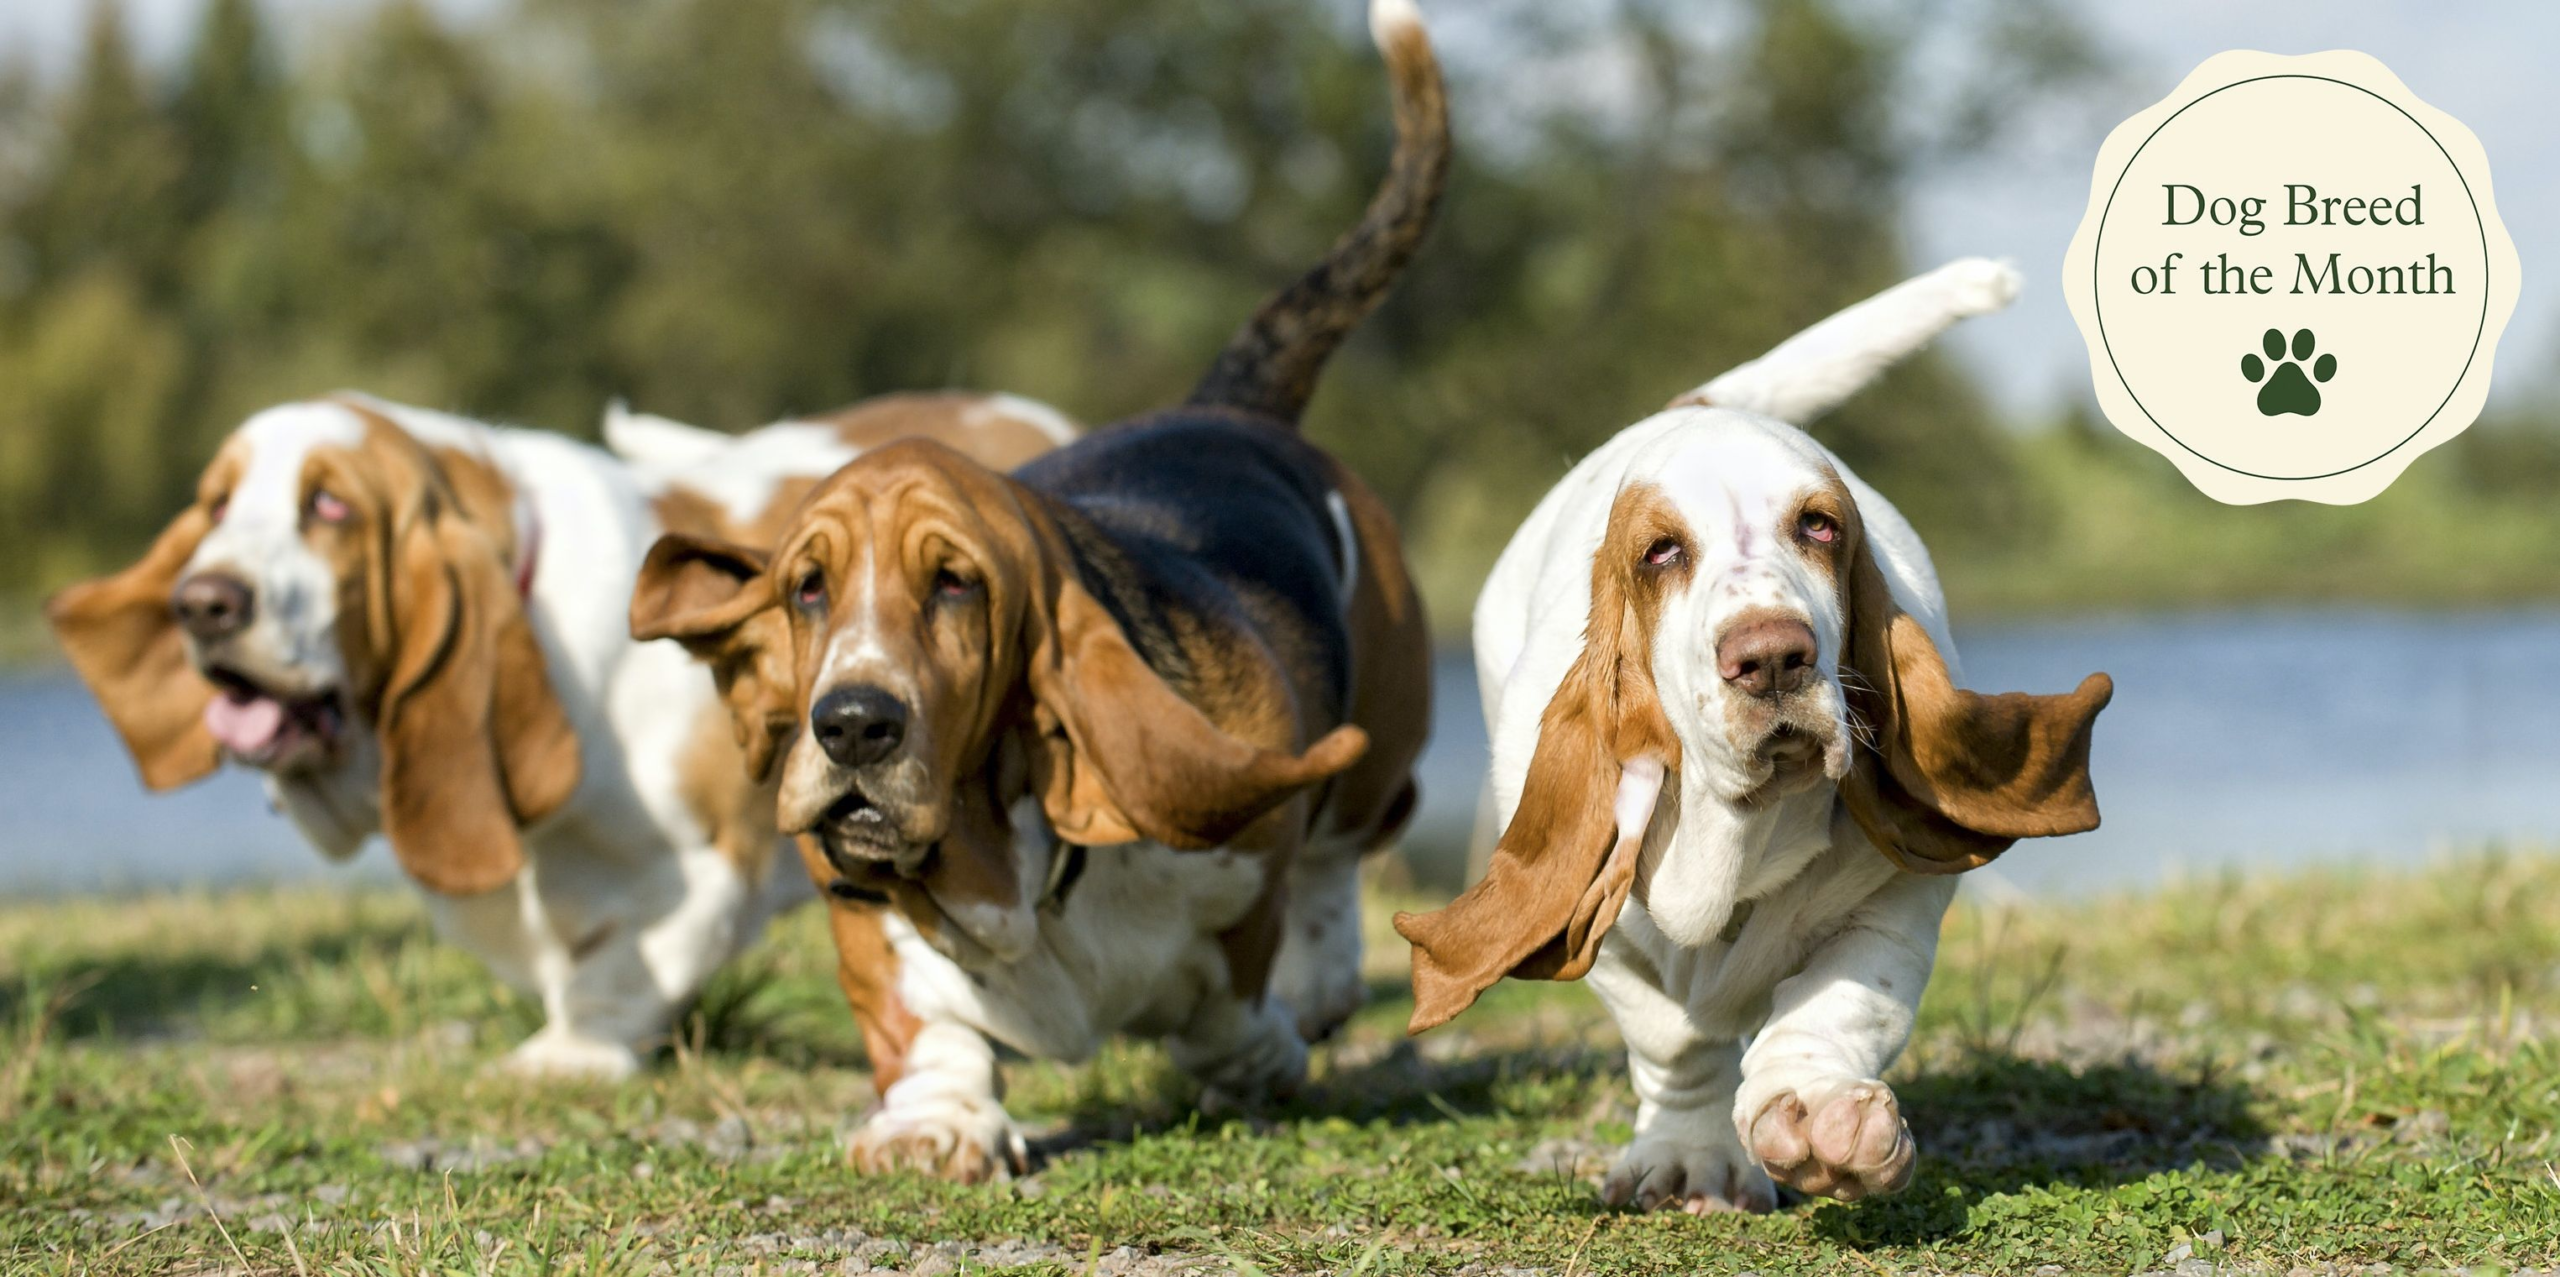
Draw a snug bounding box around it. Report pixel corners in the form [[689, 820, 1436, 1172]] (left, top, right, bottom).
[[1674, 257, 2022, 423], [1186, 0, 1450, 423]]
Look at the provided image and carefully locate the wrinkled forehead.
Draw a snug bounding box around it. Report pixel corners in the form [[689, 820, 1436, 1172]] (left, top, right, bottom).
[[781, 446, 1018, 565], [1629, 410, 1838, 544], [210, 402, 374, 517]]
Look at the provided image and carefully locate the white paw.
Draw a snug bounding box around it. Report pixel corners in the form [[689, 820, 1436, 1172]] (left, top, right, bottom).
[[849, 1091, 1027, 1184], [1601, 1121, 1779, 1214], [1267, 863, 1367, 1044], [1741, 1078, 1917, 1202], [503, 1034, 642, 1082]]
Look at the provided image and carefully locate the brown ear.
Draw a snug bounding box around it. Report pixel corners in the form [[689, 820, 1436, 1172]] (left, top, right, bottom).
[[45, 508, 222, 790], [1395, 523, 1679, 1034], [1025, 576, 1366, 851], [377, 504, 581, 895], [1837, 521, 2111, 874], [630, 533, 794, 783]]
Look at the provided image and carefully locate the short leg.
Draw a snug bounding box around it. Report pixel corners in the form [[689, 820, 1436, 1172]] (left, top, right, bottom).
[[1168, 989, 1308, 1112], [850, 1020, 1028, 1183], [441, 845, 770, 1081], [509, 924, 670, 1081], [1263, 842, 1368, 1043], [1586, 945, 1776, 1213], [1733, 874, 1952, 1202], [423, 880, 651, 1080], [822, 898, 925, 1092]]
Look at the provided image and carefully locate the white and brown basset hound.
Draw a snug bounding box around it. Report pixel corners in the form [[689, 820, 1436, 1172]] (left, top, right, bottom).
[[604, 391, 1079, 542], [629, 0, 1446, 1182], [1398, 260, 2113, 1212], [47, 390, 1070, 1078]]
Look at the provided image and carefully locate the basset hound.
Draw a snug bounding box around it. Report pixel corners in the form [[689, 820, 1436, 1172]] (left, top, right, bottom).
[[46, 390, 1071, 1078], [605, 391, 1079, 544], [629, 0, 1446, 1182], [1398, 260, 2113, 1212]]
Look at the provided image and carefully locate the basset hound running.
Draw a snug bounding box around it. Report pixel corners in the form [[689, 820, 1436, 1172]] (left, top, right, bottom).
[[630, 0, 1445, 1182], [47, 390, 1071, 1078], [1399, 260, 2113, 1212]]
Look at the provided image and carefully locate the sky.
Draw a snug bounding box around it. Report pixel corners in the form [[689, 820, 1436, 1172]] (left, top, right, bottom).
[[1, 0, 2552, 418], [1905, 1, 2560, 416]]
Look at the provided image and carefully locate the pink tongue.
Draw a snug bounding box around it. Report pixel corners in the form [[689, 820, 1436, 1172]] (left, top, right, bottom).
[[205, 693, 287, 754]]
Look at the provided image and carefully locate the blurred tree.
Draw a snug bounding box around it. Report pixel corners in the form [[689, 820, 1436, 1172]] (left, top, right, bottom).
[[12, 4, 187, 297], [30, 0, 2431, 622], [0, 3, 191, 584], [172, 0, 291, 225]]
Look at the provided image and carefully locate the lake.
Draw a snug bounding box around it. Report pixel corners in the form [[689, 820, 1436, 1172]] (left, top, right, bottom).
[[4, 609, 2554, 898]]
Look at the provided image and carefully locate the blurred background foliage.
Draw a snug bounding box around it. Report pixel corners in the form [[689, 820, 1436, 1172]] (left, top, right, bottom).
[[2, 0, 2558, 646]]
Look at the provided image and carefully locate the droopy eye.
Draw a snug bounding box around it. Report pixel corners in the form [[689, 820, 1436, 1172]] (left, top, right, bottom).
[[795, 568, 827, 609], [1643, 538, 1683, 567], [308, 489, 351, 524], [933, 568, 977, 598], [208, 494, 230, 524], [1798, 512, 1839, 544]]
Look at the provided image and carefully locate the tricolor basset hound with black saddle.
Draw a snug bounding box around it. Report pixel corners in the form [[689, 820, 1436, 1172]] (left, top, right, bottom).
[[1398, 260, 2113, 1212], [628, 0, 1446, 1182], [47, 390, 1070, 1078]]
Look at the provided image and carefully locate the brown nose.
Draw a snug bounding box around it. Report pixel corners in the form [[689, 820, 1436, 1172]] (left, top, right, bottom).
[[172, 572, 255, 643], [1717, 616, 1818, 698]]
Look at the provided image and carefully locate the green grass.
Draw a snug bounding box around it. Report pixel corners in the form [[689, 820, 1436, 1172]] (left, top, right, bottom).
[[5, 854, 2559, 1275], [1943, 423, 2560, 618]]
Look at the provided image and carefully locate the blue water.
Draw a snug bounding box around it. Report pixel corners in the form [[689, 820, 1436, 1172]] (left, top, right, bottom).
[[4, 609, 2555, 897], [0, 673, 401, 894]]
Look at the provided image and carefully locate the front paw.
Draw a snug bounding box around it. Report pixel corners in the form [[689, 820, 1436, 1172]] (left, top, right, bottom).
[[1743, 1079, 1916, 1202], [849, 1095, 1029, 1184], [1600, 1129, 1778, 1215], [503, 1034, 641, 1081]]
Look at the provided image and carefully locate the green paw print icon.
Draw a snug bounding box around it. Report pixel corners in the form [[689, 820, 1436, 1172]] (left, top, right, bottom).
[[2240, 327, 2337, 417]]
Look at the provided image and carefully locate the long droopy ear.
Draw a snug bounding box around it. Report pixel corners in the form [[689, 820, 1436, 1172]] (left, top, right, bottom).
[[376, 499, 581, 895], [46, 508, 223, 790], [1025, 574, 1366, 851], [1395, 506, 1679, 1034], [629, 533, 794, 783], [1836, 512, 2110, 873]]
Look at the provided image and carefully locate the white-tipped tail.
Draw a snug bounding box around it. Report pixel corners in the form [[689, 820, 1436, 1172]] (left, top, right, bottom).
[[602, 399, 729, 469], [1369, 0, 1423, 50], [1684, 257, 2022, 424]]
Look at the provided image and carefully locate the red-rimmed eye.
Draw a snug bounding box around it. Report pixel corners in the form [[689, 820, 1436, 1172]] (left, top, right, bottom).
[[795, 569, 826, 608], [208, 495, 230, 524], [1798, 512, 1839, 544], [933, 568, 976, 598], [1643, 538, 1683, 567], [309, 489, 350, 524]]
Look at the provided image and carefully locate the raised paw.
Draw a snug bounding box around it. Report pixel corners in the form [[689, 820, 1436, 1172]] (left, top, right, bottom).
[[1744, 1080, 1916, 1202], [1600, 1131, 1778, 1215], [849, 1095, 1028, 1184]]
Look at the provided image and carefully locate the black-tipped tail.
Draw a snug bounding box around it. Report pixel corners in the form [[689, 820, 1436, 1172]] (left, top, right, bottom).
[[1186, 0, 1450, 424]]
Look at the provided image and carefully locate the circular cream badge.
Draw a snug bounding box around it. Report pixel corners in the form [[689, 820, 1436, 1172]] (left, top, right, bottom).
[[2064, 51, 2520, 505]]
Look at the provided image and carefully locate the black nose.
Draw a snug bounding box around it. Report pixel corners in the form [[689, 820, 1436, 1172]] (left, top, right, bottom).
[[172, 572, 255, 643], [810, 684, 908, 767]]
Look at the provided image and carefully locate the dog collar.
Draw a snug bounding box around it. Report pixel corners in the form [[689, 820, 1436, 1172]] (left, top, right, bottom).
[[512, 500, 542, 598]]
